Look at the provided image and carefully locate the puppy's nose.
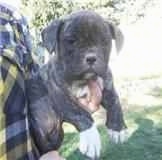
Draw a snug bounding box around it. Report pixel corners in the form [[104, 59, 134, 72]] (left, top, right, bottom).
[[86, 55, 97, 65]]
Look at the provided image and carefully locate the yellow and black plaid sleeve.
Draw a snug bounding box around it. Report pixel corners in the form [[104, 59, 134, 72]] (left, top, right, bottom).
[[0, 4, 39, 160], [0, 54, 38, 160]]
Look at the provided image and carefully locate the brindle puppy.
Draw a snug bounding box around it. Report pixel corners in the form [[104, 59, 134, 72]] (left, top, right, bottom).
[[27, 10, 127, 159]]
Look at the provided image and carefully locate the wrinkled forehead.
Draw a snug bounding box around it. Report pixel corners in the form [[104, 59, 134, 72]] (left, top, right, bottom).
[[62, 12, 111, 38]]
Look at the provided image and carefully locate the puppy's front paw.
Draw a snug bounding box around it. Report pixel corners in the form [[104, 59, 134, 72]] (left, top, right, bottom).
[[79, 124, 101, 159], [108, 129, 128, 144], [39, 151, 66, 160]]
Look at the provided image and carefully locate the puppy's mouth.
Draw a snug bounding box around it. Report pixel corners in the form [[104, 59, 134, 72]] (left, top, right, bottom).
[[70, 76, 104, 113]]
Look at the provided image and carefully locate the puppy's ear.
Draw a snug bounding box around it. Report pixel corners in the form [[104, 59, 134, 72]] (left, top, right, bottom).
[[109, 23, 124, 53], [41, 20, 63, 54]]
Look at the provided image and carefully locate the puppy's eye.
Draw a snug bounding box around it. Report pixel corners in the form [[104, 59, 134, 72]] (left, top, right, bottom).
[[65, 37, 76, 45]]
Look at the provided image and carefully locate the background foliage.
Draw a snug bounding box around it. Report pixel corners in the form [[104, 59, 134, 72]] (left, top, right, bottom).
[[21, 0, 155, 30]]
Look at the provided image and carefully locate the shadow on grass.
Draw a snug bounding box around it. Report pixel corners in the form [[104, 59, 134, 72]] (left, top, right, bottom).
[[101, 118, 162, 160], [103, 105, 162, 160], [60, 106, 162, 160], [125, 105, 162, 120]]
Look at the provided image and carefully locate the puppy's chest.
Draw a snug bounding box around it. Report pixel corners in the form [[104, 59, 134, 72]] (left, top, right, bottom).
[[67, 77, 104, 113]]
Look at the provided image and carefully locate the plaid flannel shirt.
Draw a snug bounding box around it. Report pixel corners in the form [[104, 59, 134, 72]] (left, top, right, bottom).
[[0, 3, 38, 160]]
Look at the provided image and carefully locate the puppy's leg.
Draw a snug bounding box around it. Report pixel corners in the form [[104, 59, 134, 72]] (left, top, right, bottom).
[[65, 109, 101, 159], [28, 96, 64, 155], [102, 67, 127, 143], [54, 88, 101, 159]]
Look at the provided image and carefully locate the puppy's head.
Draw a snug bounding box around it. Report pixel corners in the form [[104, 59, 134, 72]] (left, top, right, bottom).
[[41, 10, 124, 82]]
